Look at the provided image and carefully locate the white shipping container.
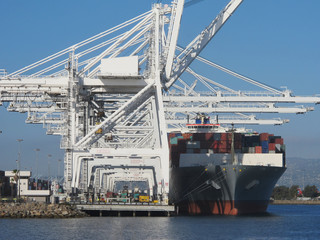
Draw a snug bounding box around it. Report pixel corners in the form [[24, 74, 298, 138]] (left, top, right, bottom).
[[249, 147, 255, 153]]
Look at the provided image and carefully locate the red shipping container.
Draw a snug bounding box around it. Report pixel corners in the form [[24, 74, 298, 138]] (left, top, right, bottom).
[[205, 133, 215, 141], [220, 133, 228, 141], [255, 146, 262, 153], [219, 140, 227, 149], [260, 133, 269, 141], [182, 133, 193, 140], [168, 133, 177, 140], [269, 143, 276, 151], [275, 138, 284, 145], [211, 141, 220, 150]]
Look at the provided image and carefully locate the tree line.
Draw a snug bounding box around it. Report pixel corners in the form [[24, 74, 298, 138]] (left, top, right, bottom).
[[272, 185, 320, 200]]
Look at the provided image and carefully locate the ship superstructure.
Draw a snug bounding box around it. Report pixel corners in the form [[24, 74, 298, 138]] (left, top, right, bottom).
[[0, 0, 319, 210]]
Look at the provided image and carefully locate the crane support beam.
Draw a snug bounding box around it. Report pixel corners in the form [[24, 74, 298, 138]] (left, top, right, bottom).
[[164, 0, 185, 79], [165, 119, 288, 125], [163, 95, 320, 104], [164, 0, 243, 88], [164, 107, 312, 114]]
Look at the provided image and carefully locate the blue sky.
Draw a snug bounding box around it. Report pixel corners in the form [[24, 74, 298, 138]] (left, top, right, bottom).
[[1, 0, 320, 176]]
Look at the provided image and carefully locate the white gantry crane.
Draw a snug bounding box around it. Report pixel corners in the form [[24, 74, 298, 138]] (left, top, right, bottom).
[[0, 0, 319, 203]]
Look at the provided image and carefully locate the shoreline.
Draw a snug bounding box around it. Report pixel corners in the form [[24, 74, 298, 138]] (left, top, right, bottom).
[[270, 200, 320, 205], [0, 202, 87, 218]]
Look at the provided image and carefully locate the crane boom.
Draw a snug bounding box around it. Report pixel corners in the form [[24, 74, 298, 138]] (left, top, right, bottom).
[[163, 0, 243, 89], [164, 0, 185, 80]]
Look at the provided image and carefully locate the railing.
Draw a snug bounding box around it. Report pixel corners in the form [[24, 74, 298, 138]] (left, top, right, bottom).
[[105, 198, 131, 203], [0, 69, 7, 78], [165, 90, 285, 98]]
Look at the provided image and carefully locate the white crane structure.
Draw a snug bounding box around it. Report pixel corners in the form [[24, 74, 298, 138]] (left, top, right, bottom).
[[1, 0, 319, 203]]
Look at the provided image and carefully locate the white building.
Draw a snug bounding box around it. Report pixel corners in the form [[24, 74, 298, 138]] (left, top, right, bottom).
[[5, 171, 50, 202]]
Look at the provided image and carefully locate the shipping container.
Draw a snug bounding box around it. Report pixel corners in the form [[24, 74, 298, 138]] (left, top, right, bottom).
[[269, 143, 276, 151], [193, 133, 206, 141], [218, 148, 229, 153], [234, 133, 242, 141], [269, 135, 281, 143], [186, 141, 200, 149], [260, 133, 269, 141], [168, 132, 177, 139], [220, 133, 228, 141], [261, 141, 269, 149], [219, 140, 231, 149], [275, 138, 284, 145], [182, 133, 193, 140], [211, 141, 220, 150], [249, 147, 255, 153], [213, 133, 221, 141], [255, 146, 262, 153], [204, 141, 212, 148], [242, 147, 249, 153], [205, 133, 214, 141], [186, 149, 194, 153], [193, 149, 201, 153], [170, 137, 178, 145]]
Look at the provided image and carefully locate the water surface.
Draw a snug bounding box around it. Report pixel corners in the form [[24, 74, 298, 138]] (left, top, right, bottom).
[[1, 205, 319, 240]]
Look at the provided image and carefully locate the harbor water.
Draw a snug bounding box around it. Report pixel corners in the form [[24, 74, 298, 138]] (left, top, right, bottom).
[[1, 205, 319, 239]]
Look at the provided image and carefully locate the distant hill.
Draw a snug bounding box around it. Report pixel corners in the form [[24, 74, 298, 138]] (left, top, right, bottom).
[[277, 157, 320, 188]]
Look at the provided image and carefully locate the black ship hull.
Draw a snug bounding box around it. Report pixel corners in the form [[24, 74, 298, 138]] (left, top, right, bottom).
[[169, 164, 286, 215]]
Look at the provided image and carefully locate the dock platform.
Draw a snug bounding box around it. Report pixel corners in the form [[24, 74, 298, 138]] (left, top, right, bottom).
[[76, 203, 175, 217]]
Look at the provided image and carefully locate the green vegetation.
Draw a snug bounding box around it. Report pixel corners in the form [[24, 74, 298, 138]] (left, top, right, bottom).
[[303, 185, 319, 198], [272, 185, 319, 200]]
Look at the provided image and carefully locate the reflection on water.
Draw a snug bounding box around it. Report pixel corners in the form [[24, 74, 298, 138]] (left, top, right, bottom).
[[1, 205, 320, 240]]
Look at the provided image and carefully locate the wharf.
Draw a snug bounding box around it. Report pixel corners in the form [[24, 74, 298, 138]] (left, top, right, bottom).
[[271, 200, 320, 205], [76, 203, 175, 217]]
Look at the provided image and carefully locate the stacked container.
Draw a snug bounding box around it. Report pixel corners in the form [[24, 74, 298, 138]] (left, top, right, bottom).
[[168, 131, 286, 167]]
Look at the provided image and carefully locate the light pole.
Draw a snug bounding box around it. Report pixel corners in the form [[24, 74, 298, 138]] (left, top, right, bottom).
[[57, 159, 62, 181], [35, 149, 40, 190], [17, 139, 23, 200], [48, 154, 52, 183]]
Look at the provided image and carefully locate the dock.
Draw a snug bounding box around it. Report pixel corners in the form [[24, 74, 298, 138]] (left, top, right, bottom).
[[76, 203, 175, 217]]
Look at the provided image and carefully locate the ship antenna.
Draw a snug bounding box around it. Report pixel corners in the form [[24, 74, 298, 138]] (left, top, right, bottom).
[[229, 123, 237, 165]]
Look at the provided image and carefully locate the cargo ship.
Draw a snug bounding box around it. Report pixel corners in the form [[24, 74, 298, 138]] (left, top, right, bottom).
[[169, 115, 286, 215]]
